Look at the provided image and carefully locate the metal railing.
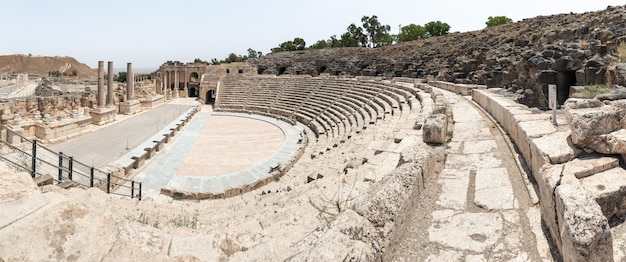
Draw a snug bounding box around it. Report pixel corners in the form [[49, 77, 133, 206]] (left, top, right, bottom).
[[0, 124, 141, 200]]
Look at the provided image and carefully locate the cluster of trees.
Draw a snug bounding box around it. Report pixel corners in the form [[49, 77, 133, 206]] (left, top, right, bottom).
[[277, 16, 452, 51], [397, 21, 451, 42], [206, 15, 513, 64], [207, 48, 264, 65]]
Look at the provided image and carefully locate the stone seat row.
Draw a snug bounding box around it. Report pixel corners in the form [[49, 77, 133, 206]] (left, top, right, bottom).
[[216, 77, 418, 154]]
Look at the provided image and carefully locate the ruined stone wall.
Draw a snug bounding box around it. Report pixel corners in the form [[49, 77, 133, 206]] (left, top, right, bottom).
[[0, 96, 87, 125]]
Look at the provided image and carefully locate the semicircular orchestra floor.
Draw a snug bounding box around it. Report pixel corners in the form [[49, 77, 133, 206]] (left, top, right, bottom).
[[138, 106, 303, 195]]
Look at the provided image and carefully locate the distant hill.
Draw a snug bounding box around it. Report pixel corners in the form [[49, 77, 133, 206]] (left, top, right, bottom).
[[0, 55, 97, 77]]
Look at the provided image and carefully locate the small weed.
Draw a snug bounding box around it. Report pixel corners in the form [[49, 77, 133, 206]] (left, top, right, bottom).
[[582, 85, 611, 99], [170, 210, 199, 229], [308, 178, 356, 222], [138, 212, 149, 225]]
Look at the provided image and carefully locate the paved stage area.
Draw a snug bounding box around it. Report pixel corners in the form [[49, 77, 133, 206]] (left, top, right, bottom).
[[49, 99, 196, 168], [138, 107, 303, 194]]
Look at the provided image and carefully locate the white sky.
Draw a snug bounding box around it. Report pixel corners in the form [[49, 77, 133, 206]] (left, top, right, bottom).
[[0, 0, 623, 69]]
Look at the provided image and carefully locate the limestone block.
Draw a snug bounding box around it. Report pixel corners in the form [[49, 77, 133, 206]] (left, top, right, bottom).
[[423, 114, 447, 144], [353, 163, 423, 227], [564, 99, 626, 152], [555, 176, 613, 262], [536, 164, 565, 250], [286, 210, 379, 261], [531, 131, 581, 172], [579, 167, 626, 219], [564, 156, 619, 179]]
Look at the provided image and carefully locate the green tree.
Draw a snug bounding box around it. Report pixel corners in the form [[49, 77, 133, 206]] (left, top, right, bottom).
[[424, 21, 451, 37], [486, 16, 513, 27], [193, 58, 208, 64], [116, 71, 127, 83], [328, 35, 342, 48], [309, 39, 330, 50], [361, 15, 392, 47], [398, 24, 427, 42], [247, 48, 263, 58], [272, 37, 307, 53]]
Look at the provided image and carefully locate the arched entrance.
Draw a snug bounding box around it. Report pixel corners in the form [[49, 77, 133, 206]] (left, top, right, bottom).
[[189, 72, 199, 82], [206, 90, 216, 104]]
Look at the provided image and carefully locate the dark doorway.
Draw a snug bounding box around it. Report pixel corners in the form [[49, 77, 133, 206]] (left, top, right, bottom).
[[206, 90, 216, 104], [278, 67, 286, 75], [319, 66, 327, 75], [226, 69, 230, 74], [557, 71, 575, 105], [188, 87, 198, 97]]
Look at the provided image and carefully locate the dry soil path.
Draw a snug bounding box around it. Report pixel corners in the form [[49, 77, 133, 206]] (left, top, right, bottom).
[[386, 88, 556, 261]]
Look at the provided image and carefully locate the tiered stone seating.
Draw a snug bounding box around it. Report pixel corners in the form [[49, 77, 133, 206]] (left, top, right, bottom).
[[216, 76, 418, 155]]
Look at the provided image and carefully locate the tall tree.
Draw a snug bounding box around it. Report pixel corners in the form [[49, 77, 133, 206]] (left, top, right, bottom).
[[247, 48, 263, 58], [486, 16, 513, 27], [424, 21, 451, 37], [398, 24, 427, 42], [361, 15, 392, 47]]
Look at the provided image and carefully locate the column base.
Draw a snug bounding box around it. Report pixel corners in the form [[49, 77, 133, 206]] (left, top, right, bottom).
[[120, 100, 141, 115], [89, 107, 117, 125]]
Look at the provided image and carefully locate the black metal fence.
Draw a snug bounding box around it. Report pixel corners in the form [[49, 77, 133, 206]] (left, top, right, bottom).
[[0, 124, 141, 200]]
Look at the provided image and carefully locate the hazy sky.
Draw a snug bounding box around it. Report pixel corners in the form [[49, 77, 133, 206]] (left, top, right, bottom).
[[0, 0, 623, 69]]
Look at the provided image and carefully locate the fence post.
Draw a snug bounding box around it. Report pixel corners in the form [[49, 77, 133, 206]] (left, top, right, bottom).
[[131, 181, 135, 199], [106, 173, 111, 194], [139, 182, 142, 200], [68, 156, 73, 181], [58, 152, 63, 182], [90, 167, 94, 187], [31, 140, 37, 178]]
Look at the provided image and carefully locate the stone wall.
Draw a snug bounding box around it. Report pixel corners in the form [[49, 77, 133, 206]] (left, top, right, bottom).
[[471, 88, 614, 262]]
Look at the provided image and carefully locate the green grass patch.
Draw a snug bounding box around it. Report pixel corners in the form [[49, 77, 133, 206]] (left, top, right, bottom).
[[582, 85, 611, 99]]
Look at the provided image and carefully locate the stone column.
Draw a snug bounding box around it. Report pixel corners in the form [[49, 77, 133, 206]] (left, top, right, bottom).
[[163, 71, 168, 98], [174, 69, 179, 98], [184, 68, 189, 97], [127, 62, 134, 101], [97, 61, 105, 108], [106, 61, 114, 106]]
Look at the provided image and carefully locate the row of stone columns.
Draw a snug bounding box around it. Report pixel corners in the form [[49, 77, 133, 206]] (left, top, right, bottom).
[[96, 61, 135, 108], [160, 69, 193, 99]]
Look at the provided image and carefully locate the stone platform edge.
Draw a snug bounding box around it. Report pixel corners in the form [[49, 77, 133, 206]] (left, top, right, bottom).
[[107, 105, 202, 178], [159, 112, 308, 200]]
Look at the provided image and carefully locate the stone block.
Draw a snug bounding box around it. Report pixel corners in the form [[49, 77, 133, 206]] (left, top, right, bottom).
[[564, 155, 619, 179], [555, 176, 613, 262], [33, 174, 53, 186], [89, 107, 116, 126], [536, 164, 565, 250], [423, 113, 448, 144], [564, 100, 626, 153], [579, 167, 626, 219], [532, 131, 581, 167], [119, 100, 141, 115]]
